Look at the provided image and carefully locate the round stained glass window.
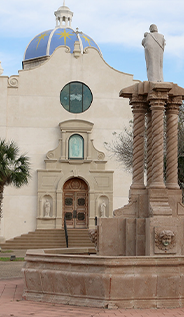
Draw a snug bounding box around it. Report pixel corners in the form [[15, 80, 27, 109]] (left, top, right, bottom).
[[60, 81, 93, 113]]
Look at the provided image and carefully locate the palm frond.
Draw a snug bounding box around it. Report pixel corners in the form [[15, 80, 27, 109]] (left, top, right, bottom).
[[0, 140, 31, 217]]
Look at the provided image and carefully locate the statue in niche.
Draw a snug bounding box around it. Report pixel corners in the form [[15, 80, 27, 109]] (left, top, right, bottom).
[[44, 199, 51, 217], [142, 24, 165, 82], [100, 200, 106, 217], [155, 230, 175, 251]]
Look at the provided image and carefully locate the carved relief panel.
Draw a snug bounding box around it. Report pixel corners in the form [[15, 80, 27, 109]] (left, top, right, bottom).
[[154, 227, 177, 254]]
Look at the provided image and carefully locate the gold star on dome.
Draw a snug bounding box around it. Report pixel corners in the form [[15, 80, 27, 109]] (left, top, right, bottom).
[[36, 32, 49, 49], [81, 35, 91, 46], [56, 29, 74, 45]]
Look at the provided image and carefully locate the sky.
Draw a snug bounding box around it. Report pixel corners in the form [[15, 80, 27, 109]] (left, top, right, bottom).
[[1, 0, 184, 86]]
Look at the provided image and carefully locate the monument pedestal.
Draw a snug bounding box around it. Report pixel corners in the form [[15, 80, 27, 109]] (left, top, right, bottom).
[[98, 81, 184, 257]]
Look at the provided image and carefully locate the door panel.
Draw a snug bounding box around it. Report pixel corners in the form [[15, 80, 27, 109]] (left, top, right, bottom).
[[75, 192, 88, 228], [63, 178, 88, 228], [64, 192, 75, 227]]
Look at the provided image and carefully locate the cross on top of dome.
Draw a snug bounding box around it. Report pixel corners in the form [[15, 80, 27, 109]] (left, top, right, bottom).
[[54, 1, 73, 28]]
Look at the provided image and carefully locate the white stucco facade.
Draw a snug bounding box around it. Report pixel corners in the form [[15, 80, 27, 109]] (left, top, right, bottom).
[[0, 5, 138, 241]]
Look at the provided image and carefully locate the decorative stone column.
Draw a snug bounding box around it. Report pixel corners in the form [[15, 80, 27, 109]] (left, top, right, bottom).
[[146, 108, 152, 187], [165, 96, 182, 189], [130, 95, 147, 190], [148, 91, 167, 188]]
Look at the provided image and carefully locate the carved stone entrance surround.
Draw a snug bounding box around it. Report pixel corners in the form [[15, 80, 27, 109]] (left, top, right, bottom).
[[37, 119, 113, 230]]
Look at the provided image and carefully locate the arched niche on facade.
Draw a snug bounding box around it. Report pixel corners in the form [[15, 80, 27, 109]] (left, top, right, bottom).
[[97, 195, 109, 218], [68, 134, 84, 159], [42, 195, 53, 218]]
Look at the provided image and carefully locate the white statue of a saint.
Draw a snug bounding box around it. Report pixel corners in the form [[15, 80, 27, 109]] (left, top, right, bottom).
[[142, 24, 166, 82], [44, 199, 51, 217], [100, 200, 106, 218]]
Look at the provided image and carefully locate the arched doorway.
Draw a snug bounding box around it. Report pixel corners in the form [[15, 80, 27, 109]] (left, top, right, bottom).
[[63, 178, 88, 228]]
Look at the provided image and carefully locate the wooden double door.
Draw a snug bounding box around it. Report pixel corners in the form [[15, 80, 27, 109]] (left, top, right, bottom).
[[63, 178, 88, 228]]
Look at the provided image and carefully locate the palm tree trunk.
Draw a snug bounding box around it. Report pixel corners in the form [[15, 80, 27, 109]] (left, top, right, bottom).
[[0, 185, 4, 219]]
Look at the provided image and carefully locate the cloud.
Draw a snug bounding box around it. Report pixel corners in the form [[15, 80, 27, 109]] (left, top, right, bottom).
[[1, 0, 184, 77], [0, 0, 184, 43], [1, 0, 184, 45]]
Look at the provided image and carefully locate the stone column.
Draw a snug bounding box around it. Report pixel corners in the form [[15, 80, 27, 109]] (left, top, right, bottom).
[[61, 130, 66, 160], [56, 190, 62, 229], [130, 95, 147, 189], [146, 108, 152, 187], [165, 96, 182, 189], [87, 132, 91, 159], [148, 91, 167, 188]]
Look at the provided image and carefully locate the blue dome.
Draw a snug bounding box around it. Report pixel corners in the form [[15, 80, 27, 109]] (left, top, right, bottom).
[[23, 27, 101, 61]]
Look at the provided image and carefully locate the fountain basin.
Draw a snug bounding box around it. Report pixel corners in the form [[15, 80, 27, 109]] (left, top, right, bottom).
[[22, 249, 184, 309]]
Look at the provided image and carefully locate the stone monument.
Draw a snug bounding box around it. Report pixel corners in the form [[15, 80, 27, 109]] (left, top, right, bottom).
[[98, 81, 184, 256], [142, 24, 165, 82], [98, 26, 184, 257]]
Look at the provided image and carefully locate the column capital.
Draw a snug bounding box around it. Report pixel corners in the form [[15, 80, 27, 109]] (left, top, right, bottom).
[[148, 89, 169, 103], [130, 94, 148, 112], [149, 99, 166, 111], [166, 95, 183, 114]]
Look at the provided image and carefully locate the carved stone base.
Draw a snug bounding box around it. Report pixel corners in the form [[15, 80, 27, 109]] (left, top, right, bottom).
[[113, 188, 148, 218], [148, 188, 172, 216], [97, 217, 146, 256], [145, 217, 184, 255]]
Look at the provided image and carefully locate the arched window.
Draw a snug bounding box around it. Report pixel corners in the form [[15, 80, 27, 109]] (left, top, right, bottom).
[[68, 134, 84, 159]]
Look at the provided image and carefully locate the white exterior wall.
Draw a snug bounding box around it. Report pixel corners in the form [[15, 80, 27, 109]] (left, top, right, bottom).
[[0, 46, 138, 240]]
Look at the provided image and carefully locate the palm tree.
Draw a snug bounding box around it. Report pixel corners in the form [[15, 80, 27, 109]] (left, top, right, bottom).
[[0, 140, 31, 218]]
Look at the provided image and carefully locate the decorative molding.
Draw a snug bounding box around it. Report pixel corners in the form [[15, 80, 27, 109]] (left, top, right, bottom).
[[47, 151, 55, 159], [97, 152, 105, 160], [8, 76, 19, 88], [59, 119, 94, 132], [73, 41, 81, 59]]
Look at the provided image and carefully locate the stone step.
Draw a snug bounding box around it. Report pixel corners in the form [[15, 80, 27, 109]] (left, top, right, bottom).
[[0, 228, 94, 250]]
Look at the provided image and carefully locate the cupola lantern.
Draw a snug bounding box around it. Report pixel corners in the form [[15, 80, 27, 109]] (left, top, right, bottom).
[[54, 1, 73, 27]]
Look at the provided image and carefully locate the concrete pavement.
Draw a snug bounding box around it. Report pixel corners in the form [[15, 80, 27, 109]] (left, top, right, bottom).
[[1, 250, 184, 316]]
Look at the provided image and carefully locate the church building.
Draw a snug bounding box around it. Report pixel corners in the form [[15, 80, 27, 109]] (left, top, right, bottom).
[[0, 3, 137, 243]]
